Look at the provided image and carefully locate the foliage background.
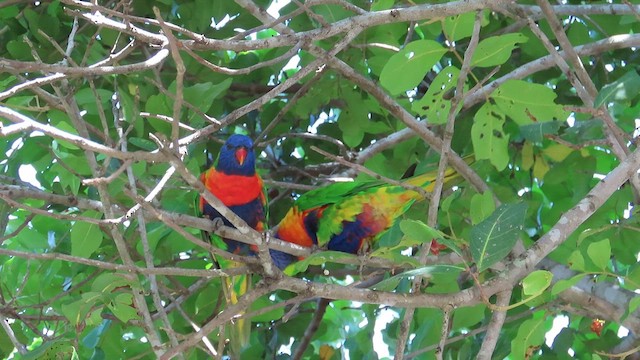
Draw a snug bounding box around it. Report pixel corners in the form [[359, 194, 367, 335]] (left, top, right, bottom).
[[1, 0, 640, 359]]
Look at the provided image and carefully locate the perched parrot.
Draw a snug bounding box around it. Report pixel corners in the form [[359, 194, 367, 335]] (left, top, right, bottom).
[[271, 165, 461, 269], [197, 134, 265, 355]]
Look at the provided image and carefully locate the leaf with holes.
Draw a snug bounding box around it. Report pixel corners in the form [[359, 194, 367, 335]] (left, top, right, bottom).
[[471, 102, 509, 170], [492, 80, 568, 125], [470, 203, 527, 272], [412, 66, 464, 124]]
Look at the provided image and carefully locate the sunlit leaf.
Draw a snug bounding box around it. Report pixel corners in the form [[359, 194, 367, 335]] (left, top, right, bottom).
[[380, 40, 447, 95], [522, 270, 553, 296], [493, 80, 569, 125], [471, 33, 528, 67], [587, 238, 611, 270]]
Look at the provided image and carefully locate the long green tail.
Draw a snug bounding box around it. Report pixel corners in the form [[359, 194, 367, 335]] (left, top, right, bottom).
[[195, 195, 251, 357], [404, 155, 473, 191], [215, 256, 251, 357]]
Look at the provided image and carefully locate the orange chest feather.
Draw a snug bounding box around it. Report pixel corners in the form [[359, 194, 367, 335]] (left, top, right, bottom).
[[201, 169, 264, 207], [277, 207, 316, 248]]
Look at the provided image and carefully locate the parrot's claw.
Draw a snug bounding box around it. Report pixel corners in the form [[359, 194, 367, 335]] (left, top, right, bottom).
[[211, 217, 224, 230]]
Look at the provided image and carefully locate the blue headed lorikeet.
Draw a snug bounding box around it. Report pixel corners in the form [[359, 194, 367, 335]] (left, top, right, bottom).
[[197, 134, 265, 355], [271, 165, 461, 269]]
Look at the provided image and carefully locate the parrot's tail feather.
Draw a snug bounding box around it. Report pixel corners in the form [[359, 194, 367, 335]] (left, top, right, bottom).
[[217, 257, 251, 356]]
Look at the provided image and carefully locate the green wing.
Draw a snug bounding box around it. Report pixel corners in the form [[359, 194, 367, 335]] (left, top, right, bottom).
[[295, 179, 386, 211]]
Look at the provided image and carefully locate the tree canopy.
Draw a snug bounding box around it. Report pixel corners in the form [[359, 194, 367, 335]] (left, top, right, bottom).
[[1, 0, 640, 359]]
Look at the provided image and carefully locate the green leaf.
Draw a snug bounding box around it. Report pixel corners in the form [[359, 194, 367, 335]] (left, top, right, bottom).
[[182, 79, 232, 113], [91, 273, 131, 293], [61, 296, 100, 326], [23, 341, 77, 360], [313, 4, 351, 22], [51, 163, 81, 195], [470, 203, 526, 272], [284, 251, 357, 276], [371, 0, 394, 11], [372, 265, 464, 291], [552, 274, 584, 295], [627, 264, 640, 288], [108, 302, 139, 323], [586, 238, 610, 270], [471, 33, 528, 67], [440, 190, 460, 212], [411, 65, 462, 124], [542, 144, 573, 163], [15, 227, 48, 251], [568, 250, 585, 271], [379, 40, 447, 95], [71, 211, 104, 258], [519, 121, 561, 142], [249, 296, 285, 322], [492, 80, 568, 125], [370, 249, 422, 267], [7, 40, 32, 60], [451, 304, 486, 329], [443, 12, 477, 42], [511, 317, 547, 360], [399, 219, 444, 243], [371, 219, 447, 260], [522, 270, 553, 296], [82, 320, 111, 349], [471, 102, 509, 170], [594, 70, 640, 108], [129, 137, 157, 151], [629, 297, 640, 315], [470, 191, 495, 225], [0, 322, 27, 356], [0, 5, 19, 20], [338, 107, 366, 147]]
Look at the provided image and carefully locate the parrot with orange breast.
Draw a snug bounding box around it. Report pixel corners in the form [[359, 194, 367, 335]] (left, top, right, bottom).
[[197, 134, 265, 355], [271, 165, 461, 268]]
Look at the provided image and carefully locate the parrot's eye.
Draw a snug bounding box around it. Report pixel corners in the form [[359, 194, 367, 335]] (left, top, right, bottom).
[[226, 144, 233, 150]]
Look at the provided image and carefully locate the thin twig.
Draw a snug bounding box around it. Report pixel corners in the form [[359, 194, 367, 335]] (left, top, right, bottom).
[[0, 315, 27, 355], [292, 298, 331, 360]]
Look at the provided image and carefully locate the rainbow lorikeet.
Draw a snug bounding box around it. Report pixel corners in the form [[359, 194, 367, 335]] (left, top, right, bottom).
[[271, 166, 461, 269], [197, 134, 265, 355]]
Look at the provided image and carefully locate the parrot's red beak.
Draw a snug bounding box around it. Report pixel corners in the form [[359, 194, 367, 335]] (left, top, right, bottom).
[[235, 147, 248, 165]]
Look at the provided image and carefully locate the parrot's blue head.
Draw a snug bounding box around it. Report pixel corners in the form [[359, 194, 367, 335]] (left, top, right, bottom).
[[216, 134, 257, 176]]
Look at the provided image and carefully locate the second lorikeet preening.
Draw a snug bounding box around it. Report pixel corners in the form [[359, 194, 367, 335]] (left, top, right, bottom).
[[198, 134, 265, 355], [271, 165, 461, 269]]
